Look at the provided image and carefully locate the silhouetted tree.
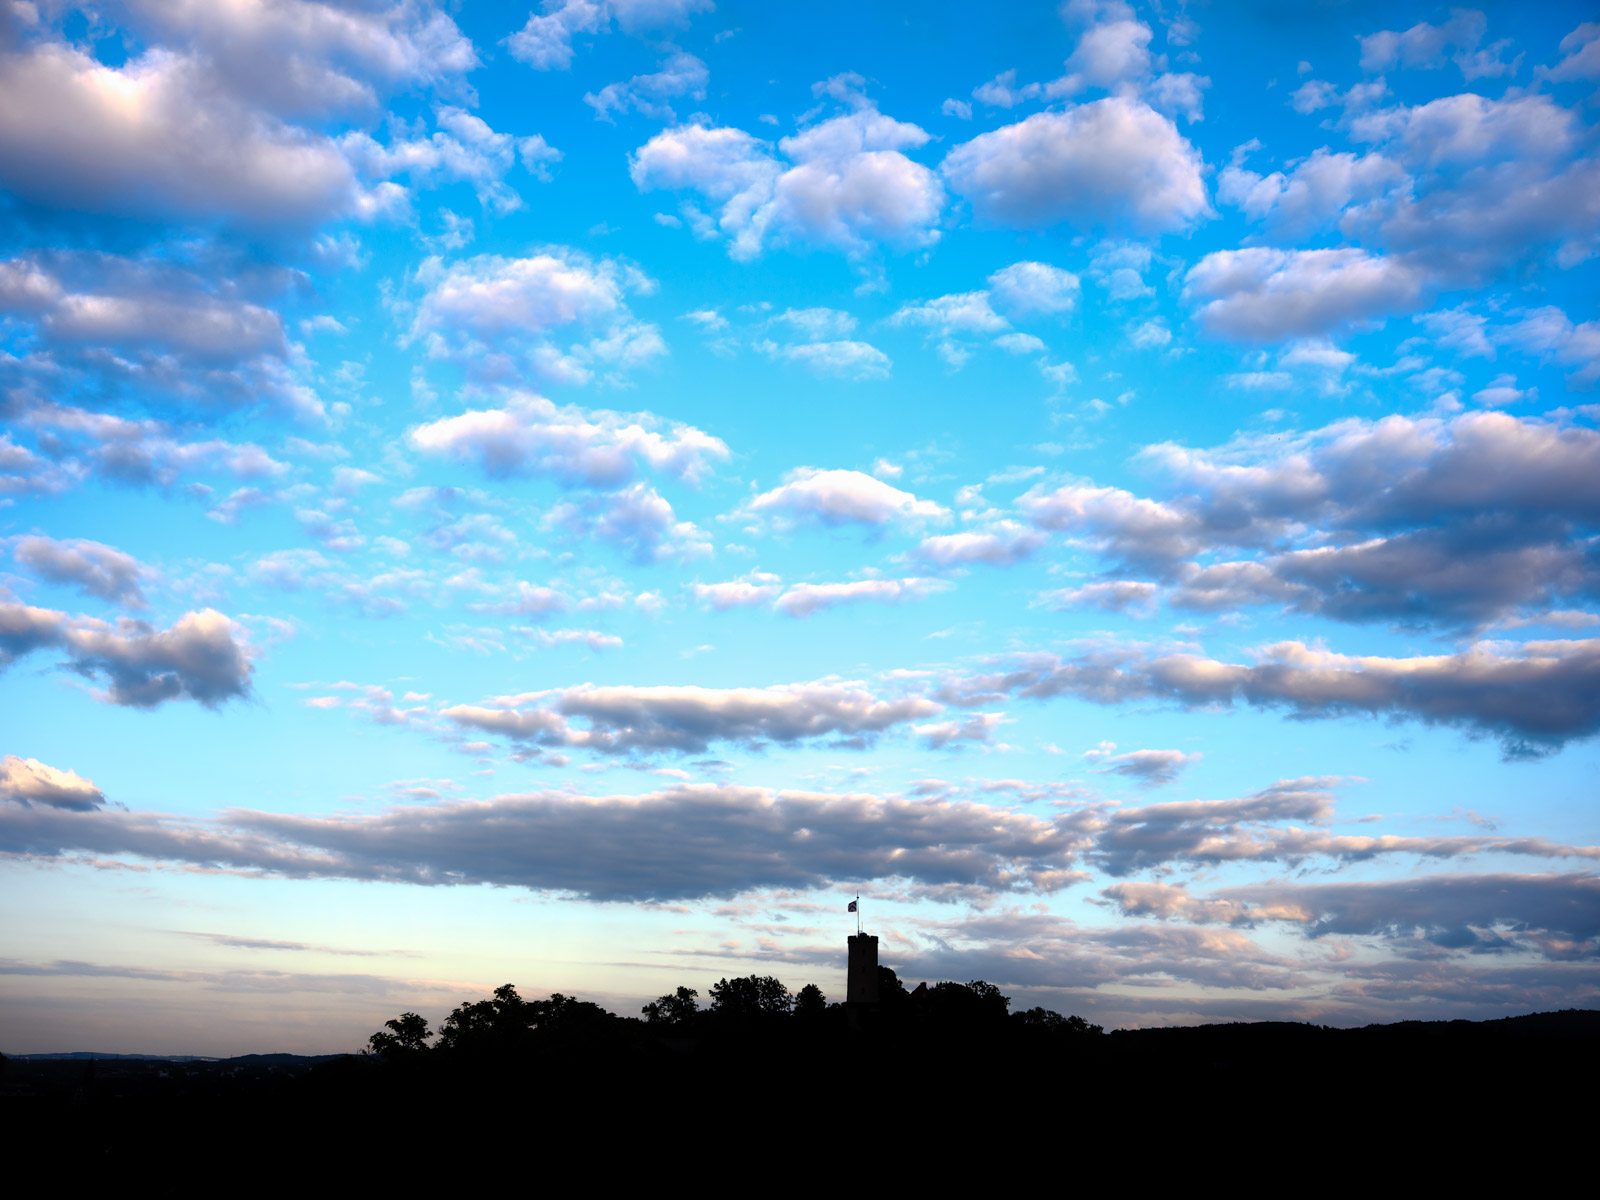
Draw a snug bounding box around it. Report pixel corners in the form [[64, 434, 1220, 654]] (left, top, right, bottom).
[[366, 1012, 431, 1059], [435, 983, 530, 1056], [1014, 1008, 1103, 1036], [877, 965, 907, 1005], [531, 992, 619, 1033], [926, 980, 1010, 1026], [967, 980, 1010, 1017], [708, 975, 792, 1019], [428, 984, 622, 1058], [794, 984, 827, 1018], [642, 986, 699, 1027]]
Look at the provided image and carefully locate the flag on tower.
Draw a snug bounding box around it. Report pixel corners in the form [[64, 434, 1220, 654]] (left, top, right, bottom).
[[847, 900, 858, 913]]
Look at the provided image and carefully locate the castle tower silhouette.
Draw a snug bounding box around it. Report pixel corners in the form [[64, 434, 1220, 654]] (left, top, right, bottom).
[[847, 933, 878, 1005]]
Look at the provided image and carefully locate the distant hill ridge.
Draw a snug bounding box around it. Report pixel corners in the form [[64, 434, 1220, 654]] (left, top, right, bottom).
[[7, 1051, 347, 1064], [9, 1007, 1596, 1061]]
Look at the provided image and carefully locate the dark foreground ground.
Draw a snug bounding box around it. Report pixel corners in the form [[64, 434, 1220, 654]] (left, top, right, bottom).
[[5, 1007, 1595, 1186]]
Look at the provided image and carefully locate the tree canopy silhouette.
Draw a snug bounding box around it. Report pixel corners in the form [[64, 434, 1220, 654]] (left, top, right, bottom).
[[431, 984, 622, 1059], [642, 986, 699, 1028], [366, 1012, 431, 1060], [794, 983, 827, 1018], [707, 974, 793, 1019]]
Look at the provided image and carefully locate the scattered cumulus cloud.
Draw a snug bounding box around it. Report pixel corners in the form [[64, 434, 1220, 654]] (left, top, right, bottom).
[[0, 602, 253, 709], [941, 97, 1210, 234], [630, 89, 944, 261], [13, 536, 150, 607], [747, 468, 948, 528], [408, 391, 728, 486], [0, 755, 105, 811]]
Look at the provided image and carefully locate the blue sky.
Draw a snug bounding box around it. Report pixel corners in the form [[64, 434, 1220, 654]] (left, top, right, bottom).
[[2, 0, 1598, 1054]]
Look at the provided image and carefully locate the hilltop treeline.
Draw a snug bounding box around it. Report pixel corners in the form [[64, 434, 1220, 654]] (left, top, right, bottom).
[[361, 967, 1102, 1069], [345, 972, 1600, 1131]]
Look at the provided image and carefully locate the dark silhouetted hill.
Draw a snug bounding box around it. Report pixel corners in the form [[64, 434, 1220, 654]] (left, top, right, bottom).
[[5, 980, 1592, 1186]]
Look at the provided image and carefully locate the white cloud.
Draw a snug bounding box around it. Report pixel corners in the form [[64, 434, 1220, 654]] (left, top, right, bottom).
[[13, 536, 150, 607], [988, 261, 1081, 316], [916, 712, 1006, 749], [1417, 308, 1495, 359], [545, 483, 711, 563], [518, 133, 564, 181], [994, 332, 1047, 355], [630, 101, 944, 260], [941, 98, 1209, 233], [942, 637, 1600, 759], [1184, 247, 1426, 342], [0, 252, 320, 420], [0, 755, 105, 811], [249, 549, 331, 592], [1057, 0, 1152, 92], [1336, 94, 1600, 280], [343, 105, 554, 214], [627, 123, 780, 258], [681, 307, 729, 332], [1499, 307, 1600, 387], [1471, 374, 1533, 407], [12, 400, 289, 494], [1349, 94, 1576, 170], [1084, 743, 1201, 785], [691, 571, 950, 617], [1040, 581, 1158, 613], [691, 574, 784, 610], [446, 679, 940, 755], [973, 69, 1043, 109], [1290, 79, 1340, 114], [1145, 72, 1210, 123], [1020, 481, 1202, 570], [0, 776, 1078, 901], [1358, 10, 1519, 79], [748, 468, 948, 528], [503, 0, 608, 69], [1544, 21, 1600, 82], [410, 391, 727, 486], [0, 40, 396, 229], [1129, 319, 1172, 348], [1087, 241, 1155, 300], [1218, 148, 1406, 239], [756, 339, 891, 381], [408, 247, 641, 338], [0, 602, 253, 709], [405, 248, 664, 383], [1075, 408, 1600, 634], [0, 433, 78, 500], [585, 51, 707, 122], [890, 292, 1009, 336], [916, 524, 1047, 567], [113, 0, 477, 117], [1280, 340, 1356, 371], [504, 0, 711, 70], [524, 628, 623, 651], [775, 577, 952, 618], [0, 254, 284, 362], [773, 307, 857, 340]]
